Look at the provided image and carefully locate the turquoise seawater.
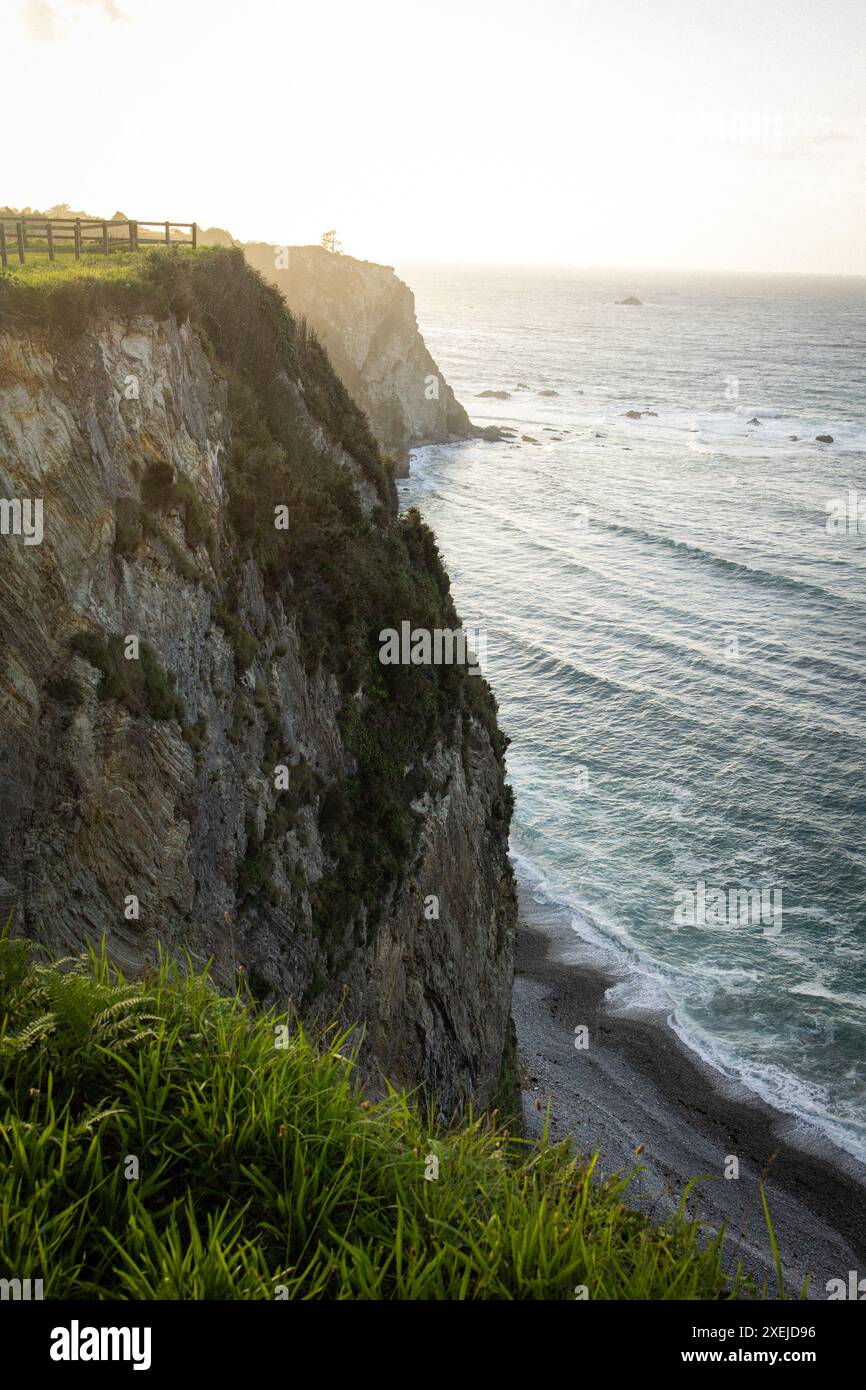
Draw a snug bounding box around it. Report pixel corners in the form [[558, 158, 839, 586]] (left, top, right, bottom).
[[397, 264, 866, 1161]]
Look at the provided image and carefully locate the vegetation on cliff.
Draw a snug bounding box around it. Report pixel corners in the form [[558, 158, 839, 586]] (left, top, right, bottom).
[[0, 247, 507, 947], [0, 931, 771, 1300]]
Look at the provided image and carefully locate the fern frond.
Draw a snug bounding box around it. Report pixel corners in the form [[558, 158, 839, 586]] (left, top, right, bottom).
[[95, 993, 153, 1026], [10, 1012, 58, 1049]]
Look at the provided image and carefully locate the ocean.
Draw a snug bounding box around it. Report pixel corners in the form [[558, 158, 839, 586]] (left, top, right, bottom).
[[396, 264, 866, 1163]]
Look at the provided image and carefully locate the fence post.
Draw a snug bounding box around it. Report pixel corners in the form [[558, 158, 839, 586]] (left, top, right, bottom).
[[0, 223, 7, 270], [74, 219, 81, 260], [164, 221, 170, 245], [46, 223, 55, 261], [191, 222, 197, 251], [16, 220, 25, 263], [102, 221, 109, 254], [130, 220, 138, 251]]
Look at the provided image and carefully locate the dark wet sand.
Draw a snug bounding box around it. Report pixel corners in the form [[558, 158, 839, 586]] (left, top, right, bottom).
[[513, 889, 866, 1298]]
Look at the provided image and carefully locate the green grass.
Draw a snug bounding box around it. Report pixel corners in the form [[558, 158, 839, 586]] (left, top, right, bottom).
[[0, 246, 198, 335], [0, 927, 771, 1300], [0, 245, 194, 290]]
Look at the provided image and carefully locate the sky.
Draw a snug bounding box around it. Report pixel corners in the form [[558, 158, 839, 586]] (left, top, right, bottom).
[[5, 0, 866, 273]]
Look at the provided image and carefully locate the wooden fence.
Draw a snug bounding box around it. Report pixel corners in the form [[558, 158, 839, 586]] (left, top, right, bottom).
[[0, 217, 198, 268]]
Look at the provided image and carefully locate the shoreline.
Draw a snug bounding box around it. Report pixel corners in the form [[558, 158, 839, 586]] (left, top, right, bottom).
[[513, 884, 866, 1298]]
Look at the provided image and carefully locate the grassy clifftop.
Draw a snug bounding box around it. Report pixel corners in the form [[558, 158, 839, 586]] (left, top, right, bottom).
[[0, 931, 761, 1300], [0, 245, 386, 495]]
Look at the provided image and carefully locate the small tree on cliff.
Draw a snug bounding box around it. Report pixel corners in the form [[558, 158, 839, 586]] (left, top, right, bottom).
[[320, 229, 342, 255]]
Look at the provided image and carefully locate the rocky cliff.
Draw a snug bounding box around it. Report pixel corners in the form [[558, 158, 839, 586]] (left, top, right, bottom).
[[243, 244, 473, 475], [0, 248, 515, 1113]]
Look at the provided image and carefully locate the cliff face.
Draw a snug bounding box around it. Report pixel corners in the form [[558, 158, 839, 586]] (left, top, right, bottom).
[[243, 244, 472, 475], [0, 249, 515, 1113]]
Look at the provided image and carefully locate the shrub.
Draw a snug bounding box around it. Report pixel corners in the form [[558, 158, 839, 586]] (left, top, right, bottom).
[[173, 477, 213, 552], [138, 462, 215, 575], [43, 674, 83, 707], [237, 821, 275, 904], [183, 715, 208, 755], [114, 496, 142, 555], [141, 458, 175, 509], [141, 512, 203, 583], [213, 606, 259, 671], [69, 629, 186, 725], [228, 694, 249, 744]]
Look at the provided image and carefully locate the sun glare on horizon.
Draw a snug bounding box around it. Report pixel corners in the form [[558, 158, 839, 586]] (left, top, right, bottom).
[[5, 1, 866, 270]]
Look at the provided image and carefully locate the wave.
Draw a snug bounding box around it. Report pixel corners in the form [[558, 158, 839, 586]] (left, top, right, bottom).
[[496, 620, 865, 749], [512, 848, 866, 1164], [789, 982, 866, 1010], [402, 278, 866, 1171], [606, 403, 866, 451], [596, 518, 864, 607]]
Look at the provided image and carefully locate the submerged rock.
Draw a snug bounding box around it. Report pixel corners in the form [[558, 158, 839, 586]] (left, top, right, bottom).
[[617, 295, 642, 305], [474, 424, 514, 442]]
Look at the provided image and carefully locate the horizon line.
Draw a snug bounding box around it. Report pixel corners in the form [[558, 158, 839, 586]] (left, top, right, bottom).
[[389, 257, 866, 280]]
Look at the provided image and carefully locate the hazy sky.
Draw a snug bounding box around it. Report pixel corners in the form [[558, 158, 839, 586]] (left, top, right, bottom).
[[6, 0, 866, 272]]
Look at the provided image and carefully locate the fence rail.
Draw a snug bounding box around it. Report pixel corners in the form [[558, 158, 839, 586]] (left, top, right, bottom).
[[0, 217, 198, 269]]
